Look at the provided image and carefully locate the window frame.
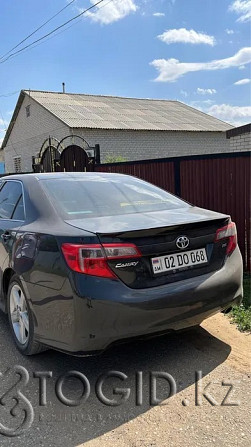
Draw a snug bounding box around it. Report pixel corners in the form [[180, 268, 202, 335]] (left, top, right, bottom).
[[0, 180, 26, 222]]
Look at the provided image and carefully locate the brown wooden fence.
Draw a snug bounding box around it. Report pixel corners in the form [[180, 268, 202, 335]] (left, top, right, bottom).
[[96, 151, 251, 271]]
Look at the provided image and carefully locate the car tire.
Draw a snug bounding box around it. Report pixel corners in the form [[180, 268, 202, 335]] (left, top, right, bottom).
[[7, 275, 47, 355]]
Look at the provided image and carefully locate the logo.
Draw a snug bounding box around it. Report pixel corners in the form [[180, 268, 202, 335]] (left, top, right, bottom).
[[0, 366, 34, 437], [115, 261, 139, 268], [176, 236, 189, 250]]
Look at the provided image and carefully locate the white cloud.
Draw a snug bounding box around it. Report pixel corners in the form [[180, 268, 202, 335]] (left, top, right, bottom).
[[197, 88, 217, 95], [84, 0, 138, 25], [0, 138, 3, 148], [189, 99, 215, 107], [157, 28, 216, 46], [229, 0, 251, 22], [190, 101, 251, 125], [225, 28, 235, 34], [153, 12, 165, 17], [200, 99, 215, 105], [207, 104, 251, 125], [234, 78, 251, 84], [151, 47, 251, 82], [0, 118, 7, 129], [180, 90, 188, 97]]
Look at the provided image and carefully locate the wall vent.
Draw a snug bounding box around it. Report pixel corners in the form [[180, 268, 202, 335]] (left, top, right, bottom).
[[13, 156, 22, 173], [25, 105, 31, 117]]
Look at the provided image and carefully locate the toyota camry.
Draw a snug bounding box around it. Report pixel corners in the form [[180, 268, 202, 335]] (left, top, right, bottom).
[[0, 173, 243, 356]]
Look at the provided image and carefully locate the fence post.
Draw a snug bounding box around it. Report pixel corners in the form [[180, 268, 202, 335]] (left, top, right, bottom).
[[95, 144, 101, 165], [174, 160, 181, 196]]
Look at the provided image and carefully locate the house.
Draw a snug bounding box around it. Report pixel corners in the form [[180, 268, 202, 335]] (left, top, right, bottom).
[[1, 89, 236, 173], [226, 123, 251, 152]]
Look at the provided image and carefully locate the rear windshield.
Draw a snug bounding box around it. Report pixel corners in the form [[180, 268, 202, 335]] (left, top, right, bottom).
[[41, 176, 188, 219]]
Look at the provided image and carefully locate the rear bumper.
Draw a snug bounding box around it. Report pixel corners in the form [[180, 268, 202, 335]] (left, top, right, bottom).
[[35, 248, 243, 356]]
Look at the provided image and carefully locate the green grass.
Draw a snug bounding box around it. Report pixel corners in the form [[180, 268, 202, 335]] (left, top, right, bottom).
[[230, 274, 251, 332]]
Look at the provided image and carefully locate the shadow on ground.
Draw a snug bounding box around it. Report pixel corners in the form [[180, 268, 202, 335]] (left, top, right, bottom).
[[0, 312, 231, 447]]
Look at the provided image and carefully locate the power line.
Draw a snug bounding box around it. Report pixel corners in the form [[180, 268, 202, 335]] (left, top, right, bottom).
[[0, 0, 77, 61], [1, 0, 115, 62], [0, 0, 108, 64], [0, 90, 19, 98]]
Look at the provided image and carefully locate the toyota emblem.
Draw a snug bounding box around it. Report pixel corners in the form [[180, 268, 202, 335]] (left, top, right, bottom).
[[176, 236, 190, 250]]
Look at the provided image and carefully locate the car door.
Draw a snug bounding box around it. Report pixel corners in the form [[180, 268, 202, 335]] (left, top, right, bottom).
[[0, 180, 25, 289]]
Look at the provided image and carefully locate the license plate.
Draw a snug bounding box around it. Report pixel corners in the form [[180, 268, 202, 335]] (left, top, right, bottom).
[[151, 248, 208, 274]]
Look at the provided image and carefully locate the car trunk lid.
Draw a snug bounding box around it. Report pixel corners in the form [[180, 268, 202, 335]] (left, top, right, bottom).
[[65, 206, 230, 288]]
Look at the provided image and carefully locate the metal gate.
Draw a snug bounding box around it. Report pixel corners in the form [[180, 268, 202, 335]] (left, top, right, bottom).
[[59, 145, 90, 172], [33, 135, 100, 173], [33, 137, 61, 173]]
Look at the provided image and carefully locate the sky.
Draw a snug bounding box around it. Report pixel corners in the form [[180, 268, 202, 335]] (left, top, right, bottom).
[[0, 0, 251, 146]]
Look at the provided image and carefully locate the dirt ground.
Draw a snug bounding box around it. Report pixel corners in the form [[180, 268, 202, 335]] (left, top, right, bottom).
[[201, 313, 250, 374], [79, 314, 251, 447], [1, 311, 250, 447]]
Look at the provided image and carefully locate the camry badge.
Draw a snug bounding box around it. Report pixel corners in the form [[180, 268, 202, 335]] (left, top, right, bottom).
[[115, 261, 139, 268]]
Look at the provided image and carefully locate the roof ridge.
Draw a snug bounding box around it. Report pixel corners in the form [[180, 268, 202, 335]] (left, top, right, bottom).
[[23, 89, 179, 103]]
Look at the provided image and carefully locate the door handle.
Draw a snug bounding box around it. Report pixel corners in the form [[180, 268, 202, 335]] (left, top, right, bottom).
[[1, 232, 11, 242]]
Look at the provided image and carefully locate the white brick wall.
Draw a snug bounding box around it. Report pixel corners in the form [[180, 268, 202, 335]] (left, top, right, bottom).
[[75, 128, 230, 163], [229, 132, 251, 152], [3, 94, 238, 172], [3, 95, 69, 173]]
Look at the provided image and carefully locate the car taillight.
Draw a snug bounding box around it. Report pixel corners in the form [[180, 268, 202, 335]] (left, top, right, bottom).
[[214, 222, 237, 255], [61, 243, 141, 278]]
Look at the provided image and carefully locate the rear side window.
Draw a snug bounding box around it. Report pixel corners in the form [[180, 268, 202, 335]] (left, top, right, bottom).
[[0, 181, 25, 220], [12, 195, 25, 220], [41, 175, 188, 219]]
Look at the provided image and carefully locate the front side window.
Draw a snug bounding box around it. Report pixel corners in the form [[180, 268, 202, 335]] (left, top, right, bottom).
[[0, 181, 25, 220]]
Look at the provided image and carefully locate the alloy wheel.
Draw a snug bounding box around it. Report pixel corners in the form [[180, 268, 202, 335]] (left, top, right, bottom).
[[9, 284, 29, 345]]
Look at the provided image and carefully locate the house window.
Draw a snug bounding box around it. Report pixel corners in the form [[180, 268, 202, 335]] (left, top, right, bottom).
[[25, 105, 31, 117], [13, 156, 22, 173]]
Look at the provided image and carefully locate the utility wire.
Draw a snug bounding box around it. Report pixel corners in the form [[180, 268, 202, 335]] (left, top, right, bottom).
[[0, 0, 107, 64], [0, 90, 19, 98], [0, 0, 77, 61], [3, 0, 116, 62]]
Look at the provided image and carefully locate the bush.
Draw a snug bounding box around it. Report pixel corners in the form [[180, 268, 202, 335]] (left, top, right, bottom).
[[104, 155, 128, 163], [231, 306, 251, 332], [230, 274, 251, 332]]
